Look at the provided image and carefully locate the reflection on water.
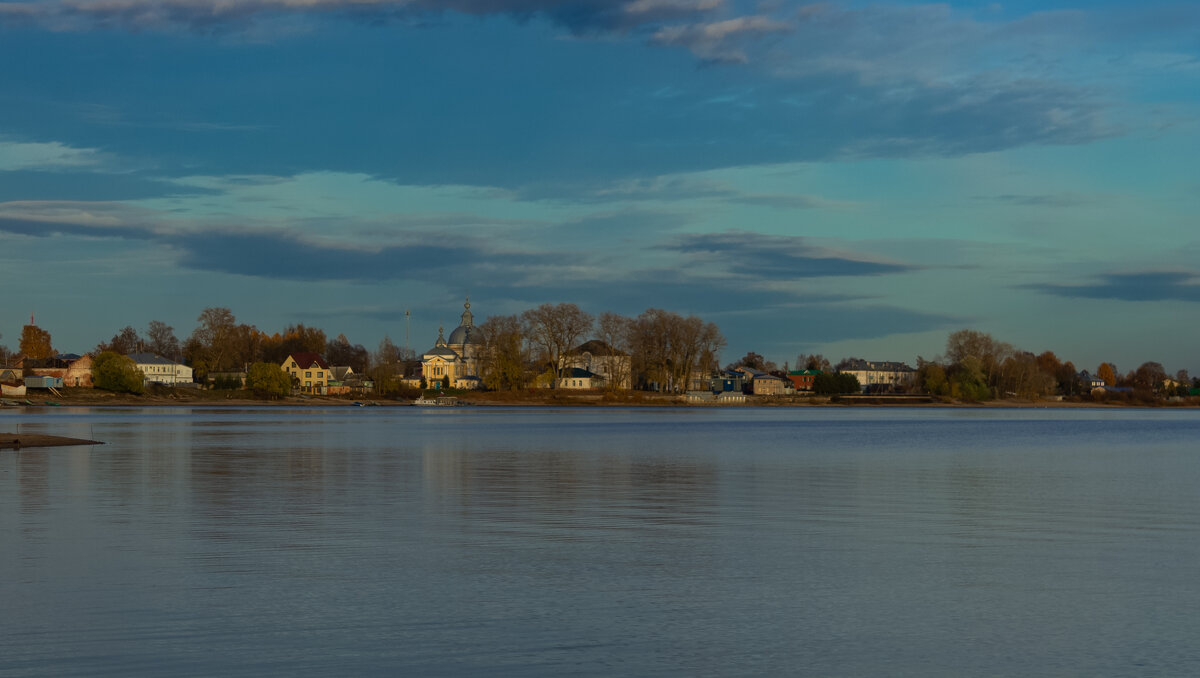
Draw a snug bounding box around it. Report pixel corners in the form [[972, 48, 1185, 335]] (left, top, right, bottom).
[[3, 407, 1200, 677]]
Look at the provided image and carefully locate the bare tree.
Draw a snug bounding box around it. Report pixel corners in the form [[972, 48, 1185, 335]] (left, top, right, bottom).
[[326, 333, 369, 372], [188, 307, 238, 374], [594, 312, 632, 390], [97, 325, 142, 355], [522, 303, 593, 387], [146, 320, 181, 360], [628, 308, 724, 393], [369, 335, 404, 395], [796, 353, 832, 372]]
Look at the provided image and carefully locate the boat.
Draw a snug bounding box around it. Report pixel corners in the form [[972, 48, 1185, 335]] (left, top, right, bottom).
[[414, 395, 460, 407]]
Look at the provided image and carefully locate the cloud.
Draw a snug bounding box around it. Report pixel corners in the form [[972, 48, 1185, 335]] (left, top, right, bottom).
[[0, 0, 722, 34], [0, 199, 552, 282], [1027, 272, 1200, 302], [651, 15, 791, 63], [168, 229, 546, 282], [0, 138, 107, 172], [0, 201, 160, 237], [663, 232, 915, 280], [974, 193, 1095, 208], [520, 175, 854, 210]]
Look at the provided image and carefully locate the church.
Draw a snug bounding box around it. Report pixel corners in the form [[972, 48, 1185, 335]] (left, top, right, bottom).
[[420, 299, 484, 389]]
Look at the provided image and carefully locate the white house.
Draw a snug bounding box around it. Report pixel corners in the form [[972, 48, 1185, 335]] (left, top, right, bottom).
[[127, 352, 194, 385], [838, 359, 915, 392]]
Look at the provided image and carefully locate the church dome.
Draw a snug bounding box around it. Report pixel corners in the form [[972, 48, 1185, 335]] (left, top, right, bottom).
[[447, 298, 483, 346], [448, 324, 480, 345]]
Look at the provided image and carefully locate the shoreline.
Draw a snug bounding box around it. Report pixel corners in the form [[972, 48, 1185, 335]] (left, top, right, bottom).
[[2, 388, 1195, 409]]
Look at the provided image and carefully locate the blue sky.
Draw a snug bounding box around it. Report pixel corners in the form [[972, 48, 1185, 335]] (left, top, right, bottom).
[[2, 0, 1198, 375]]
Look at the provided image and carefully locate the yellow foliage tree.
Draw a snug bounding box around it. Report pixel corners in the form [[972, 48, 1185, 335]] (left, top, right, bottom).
[[19, 324, 54, 360]]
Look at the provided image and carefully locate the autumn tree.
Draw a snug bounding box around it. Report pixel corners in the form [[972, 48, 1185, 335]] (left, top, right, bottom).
[[915, 358, 950, 396], [1097, 362, 1117, 386], [1056, 360, 1079, 396], [19, 323, 54, 361], [261, 323, 327, 364], [146, 320, 181, 360], [479, 314, 528, 391], [944, 329, 1014, 398], [522, 303, 593, 386], [1035, 351, 1060, 379]]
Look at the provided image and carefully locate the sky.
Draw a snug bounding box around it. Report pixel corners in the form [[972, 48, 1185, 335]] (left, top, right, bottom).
[[1, 0, 1198, 375]]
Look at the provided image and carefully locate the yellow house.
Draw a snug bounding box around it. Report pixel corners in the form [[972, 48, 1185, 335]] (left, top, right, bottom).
[[282, 352, 332, 394]]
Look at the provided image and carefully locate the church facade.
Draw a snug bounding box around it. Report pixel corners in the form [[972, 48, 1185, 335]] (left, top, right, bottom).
[[420, 299, 485, 389]]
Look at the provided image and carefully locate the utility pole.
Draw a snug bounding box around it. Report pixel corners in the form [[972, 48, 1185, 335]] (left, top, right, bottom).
[[404, 309, 410, 358]]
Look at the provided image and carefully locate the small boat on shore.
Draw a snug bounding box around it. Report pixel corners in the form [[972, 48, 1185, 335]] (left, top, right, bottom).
[[414, 395, 460, 407]]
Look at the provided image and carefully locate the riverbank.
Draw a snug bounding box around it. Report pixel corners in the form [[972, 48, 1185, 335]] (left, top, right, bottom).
[[2, 386, 1195, 408]]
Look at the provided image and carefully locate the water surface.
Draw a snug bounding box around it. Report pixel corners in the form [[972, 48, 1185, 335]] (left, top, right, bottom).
[[3, 407, 1199, 676]]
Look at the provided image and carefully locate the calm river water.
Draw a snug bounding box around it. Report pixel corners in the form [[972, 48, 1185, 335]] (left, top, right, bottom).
[[3, 406, 1200, 677]]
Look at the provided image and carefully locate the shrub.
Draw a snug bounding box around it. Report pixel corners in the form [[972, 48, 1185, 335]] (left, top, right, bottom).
[[246, 363, 292, 398], [92, 351, 146, 394]]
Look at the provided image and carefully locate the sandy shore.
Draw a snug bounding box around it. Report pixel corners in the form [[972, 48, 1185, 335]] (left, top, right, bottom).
[[1, 433, 104, 449]]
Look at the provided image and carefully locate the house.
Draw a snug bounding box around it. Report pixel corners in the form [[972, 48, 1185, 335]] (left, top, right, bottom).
[[25, 375, 64, 389], [328, 366, 375, 395], [1078, 370, 1105, 390], [128, 352, 194, 386], [751, 373, 787, 395], [25, 354, 93, 388], [0, 367, 24, 396], [557, 367, 603, 389], [454, 375, 483, 390], [282, 352, 332, 394], [561, 340, 631, 390], [837, 359, 915, 393], [709, 370, 748, 394], [787, 369, 821, 392]]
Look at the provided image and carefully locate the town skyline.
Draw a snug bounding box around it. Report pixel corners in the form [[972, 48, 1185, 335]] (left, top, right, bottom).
[[2, 1, 1198, 374], [2, 300, 1193, 386]]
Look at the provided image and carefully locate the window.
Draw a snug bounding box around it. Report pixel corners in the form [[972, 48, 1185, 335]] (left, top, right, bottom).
[[306, 371, 312, 377]]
